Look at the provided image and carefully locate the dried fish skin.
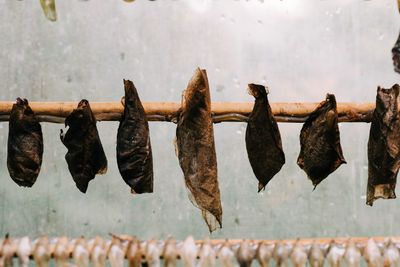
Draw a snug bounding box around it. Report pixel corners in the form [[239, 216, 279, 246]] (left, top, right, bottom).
[[175, 68, 222, 232], [117, 79, 153, 194], [367, 85, 400, 206], [40, 0, 57, 21], [7, 98, 43, 187], [245, 84, 285, 192], [297, 94, 346, 188], [60, 99, 107, 193]]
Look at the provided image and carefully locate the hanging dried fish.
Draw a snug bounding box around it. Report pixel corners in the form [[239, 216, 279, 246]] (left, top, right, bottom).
[[180, 236, 197, 267], [127, 237, 142, 267], [392, 32, 400, 74], [16, 237, 31, 267], [40, 0, 57, 21], [366, 85, 400, 206], [236, 240, 254, 267], [273, 241, 289, 267], [117, 79, 153, 194], [256, 242, 272, 267], [197, 237, 215, 267], [7, 98, 43, 187], [175, 68, 222, 232], [60, 99, 107, 193], [54, 236, 71, 267], [290, 240, 307, 267], [0, 234, 16, 267], [308, 241, 324, 267], [326, 241, 344, 267], [33, 236, 51, 267], [108, 238, 125, 267], [90, 237, 106, 267], [383, 238, 399, 267], [145, 239, 161, 267], [73, 237, 89, 267], [218, 240, 235, 267], [364, 239, 381, 267], [245, 84, 285, 192], [297, 94, 346, 188], [344, 239, 361, 267], [162, 237, 178, 267]]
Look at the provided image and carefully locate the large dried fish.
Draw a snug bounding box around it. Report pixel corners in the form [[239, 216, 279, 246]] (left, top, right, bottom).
[[245, 84, 285, 192], [180, 236, 197, 267], [197, 237, 215, 267], [162, 237, 178, 267], [218, 240, 235, 267], [7, 98, 43, 187], [366, 85, 400, 206], [308, 241, 324, 267], [127, 237, 142, 267], [33, 236, 51, 267], [290, 240, 307, 267], [344, 239, 361, 267], [297, 94, 346, 188], [175, 68, 222, 232], [256, 242, 272, 267], [16, 237, 31, 267], [117, 79, 153, 194], [60, 99, 107, 193]]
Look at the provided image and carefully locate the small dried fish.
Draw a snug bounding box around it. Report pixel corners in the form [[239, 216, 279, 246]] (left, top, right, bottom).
[[290, 240, 307, 267], [73, 237, 89, 267], [40, 0, 57, 21], [145, 239, 161, 267], [60, 99, 107, 193], [162, 237, 178, 267], [16, 237, 31, 267], [33, 236, 51, 267], [383, 238, 399, 267], [366, 85, 400, 206], [0, 234, 16, 267], [180, 236, 197, 267], [245, 84, 285, 191], [197, 237, 215, 267], [108, 238, 125, 267], [273, 241, 289, 267], [256, 242, 272, 267], [308, 241, 324, 267], [218, 240, 235, 267], [326, 241, 344, 267], [54, 236, 71, 267], [117, 79, 153, 194], [297, 94, 346, 188], [175, 68, 222, 232], [364, 239, 381, 267], [7, 98, 43, 187], [344, 239, 361, 267], [127, 237, 142, 267], [236, 240, 253, 267], [90, 237, 106, 267]]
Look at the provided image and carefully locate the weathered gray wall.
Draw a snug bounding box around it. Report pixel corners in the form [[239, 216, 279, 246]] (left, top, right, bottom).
[[0, 0, 399, 241]]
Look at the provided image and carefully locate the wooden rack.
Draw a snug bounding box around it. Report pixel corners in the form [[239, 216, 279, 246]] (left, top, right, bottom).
[[0, 102, 375, 123]]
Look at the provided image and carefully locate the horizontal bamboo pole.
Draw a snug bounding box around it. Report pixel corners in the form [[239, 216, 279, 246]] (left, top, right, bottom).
[[0, 102, 375, 123]]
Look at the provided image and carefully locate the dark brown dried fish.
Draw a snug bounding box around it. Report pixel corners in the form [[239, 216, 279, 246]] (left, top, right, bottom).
[[7, 98, 43, 187], [366, 84, 400, 206], [175, 68, 222, 232], [245, 84, 285, 192], [297, 94, 346, 188], [60, 99, 107, 193], [117, 79, 153, 194]]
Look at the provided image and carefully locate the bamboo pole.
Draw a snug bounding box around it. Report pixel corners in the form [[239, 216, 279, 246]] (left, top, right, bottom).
[[0, 102, 375, 123]]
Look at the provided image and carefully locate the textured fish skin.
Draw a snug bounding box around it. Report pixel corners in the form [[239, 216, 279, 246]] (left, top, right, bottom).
[[245, 84, 285, 192], [297, 94, 346, 188], [175, 68, 222, 232], [7, 98, 43, 187], [117, 79, 153, 194], [367, 85, 400, 206], [60, 99, 107, 193]]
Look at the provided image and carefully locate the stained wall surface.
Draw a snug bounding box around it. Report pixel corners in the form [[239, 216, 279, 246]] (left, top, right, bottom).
[[0, 0, 399, 240]]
